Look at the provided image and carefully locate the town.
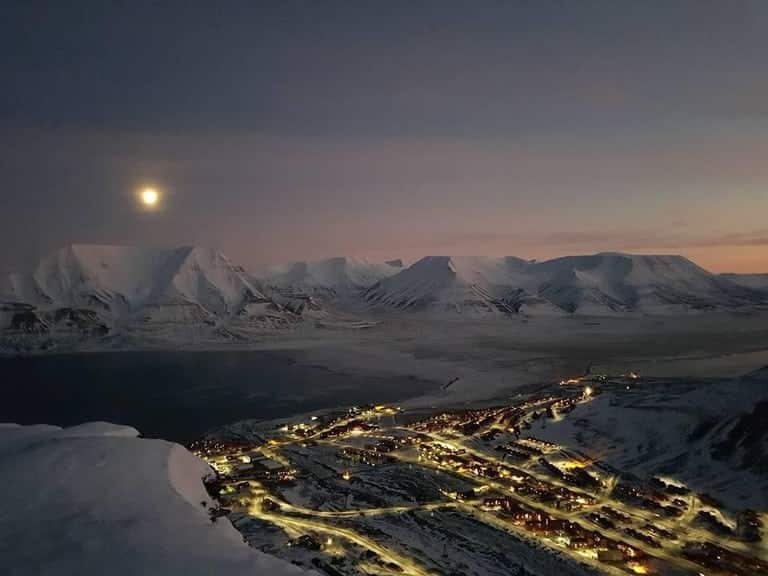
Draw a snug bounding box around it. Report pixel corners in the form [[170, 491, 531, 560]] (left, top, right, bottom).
[[191, 374, 767, 576]]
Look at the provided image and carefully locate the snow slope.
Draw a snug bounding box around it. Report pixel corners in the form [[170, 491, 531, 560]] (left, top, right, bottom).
[[0, 245, 293, 340], [255, 256, 401, 299], [0, 422, 313, 576], [9, 244, 269, 315], [721, 272, 768, 292], [528, 369, 768, 509], [532, 252, 760, 313], [362, 256, 537, 315], [2, 248, 765, 346], [364, 253, 766, 316]]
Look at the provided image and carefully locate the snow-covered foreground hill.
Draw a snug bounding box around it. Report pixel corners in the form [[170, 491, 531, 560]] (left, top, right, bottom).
[[0, 422, 313, 576]]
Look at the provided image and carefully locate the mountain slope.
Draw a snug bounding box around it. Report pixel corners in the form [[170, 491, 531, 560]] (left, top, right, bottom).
[[533, 253, 761, 314], [0, 422, 313, 576], [720, 273, 768, 292], [1, 244, 270, 315], [255, 257, 401, 299], [252, 257, 403, 318], [362, 256, 536, 315], [528, 369, 768, 509], [0, 245, 292, 341], [3, 247, 765, 343], [364, 253, 766, 316]]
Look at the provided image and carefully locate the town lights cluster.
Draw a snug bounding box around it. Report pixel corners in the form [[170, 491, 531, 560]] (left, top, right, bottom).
[[190, 374, 766, 576]]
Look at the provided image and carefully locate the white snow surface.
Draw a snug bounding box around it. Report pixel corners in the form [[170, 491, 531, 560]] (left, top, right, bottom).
[[2, 247, 766, 341], [0, 422, 313, 576], [721, 272, 768, 291], [529, 370, 768, 509], [364, 252, 766, 315], [1, 244, 267, 317], [254, 256, 401, 297]]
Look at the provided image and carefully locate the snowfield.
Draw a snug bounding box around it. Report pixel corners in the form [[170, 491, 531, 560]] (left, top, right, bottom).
[[0, 422, 313, 576]]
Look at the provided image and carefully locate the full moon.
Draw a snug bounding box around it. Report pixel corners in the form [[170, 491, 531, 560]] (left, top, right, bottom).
[[140, 188, 159, 206]]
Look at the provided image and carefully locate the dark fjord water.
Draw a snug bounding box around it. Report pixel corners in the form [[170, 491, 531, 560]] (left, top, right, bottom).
[[0, 350, 436, 442]]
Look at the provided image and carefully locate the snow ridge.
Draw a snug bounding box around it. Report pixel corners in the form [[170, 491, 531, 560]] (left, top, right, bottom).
[[2, 247, 766, 341], [364, 253, 767, 315], [720, 272, 768, 292], [255, 256, 401, 298], [0, 245, 296, 343], [0, 422, 313, 576], [1, 244, 271, 319]]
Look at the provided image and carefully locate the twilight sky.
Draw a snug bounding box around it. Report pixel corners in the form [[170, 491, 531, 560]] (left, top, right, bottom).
[[1, 1, 767, 273]]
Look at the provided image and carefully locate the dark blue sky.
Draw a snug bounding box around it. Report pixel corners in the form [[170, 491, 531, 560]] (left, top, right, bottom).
[[2, 1, 767, 271]]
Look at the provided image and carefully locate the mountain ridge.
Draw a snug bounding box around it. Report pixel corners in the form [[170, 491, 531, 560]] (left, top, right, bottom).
[[363, 253, 767, 316], [2, 246, 766, 342], [0, 244, 290, 339], [720, 272, 768, 292]]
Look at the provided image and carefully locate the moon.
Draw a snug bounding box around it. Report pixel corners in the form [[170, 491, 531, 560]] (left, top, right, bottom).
[[140, 187, 159, 207]]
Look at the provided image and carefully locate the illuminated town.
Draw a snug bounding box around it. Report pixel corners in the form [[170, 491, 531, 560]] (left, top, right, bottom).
[[192, 376, 767, 576]]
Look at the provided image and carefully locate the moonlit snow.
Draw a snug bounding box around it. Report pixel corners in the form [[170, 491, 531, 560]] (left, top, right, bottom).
[[362, 253, 766, 315], [2, 245, 767, 354], [0, 422, 313, 576]]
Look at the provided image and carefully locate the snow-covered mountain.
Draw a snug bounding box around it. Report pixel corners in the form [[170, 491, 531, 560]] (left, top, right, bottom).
[[0, 244, 291, 338], [362, 256, 536, 316], [254, 256, 401, 299], [250, 256, 402, 316], [2, 247, 766, 347], [531, 253, 762, 314], [363, 253, 767, 316], [2, 244, 267, 314], [720, 272, 768, 292]]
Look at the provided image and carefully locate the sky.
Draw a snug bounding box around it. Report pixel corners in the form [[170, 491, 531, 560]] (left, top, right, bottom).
[[1, 0, 767, 273]]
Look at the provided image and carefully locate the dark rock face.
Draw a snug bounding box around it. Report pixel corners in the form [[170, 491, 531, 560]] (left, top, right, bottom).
[[10, 309, 49, 333], [5, 305, 109, 337], [52, 308, 110, 335], [712, 400, 768, 475]]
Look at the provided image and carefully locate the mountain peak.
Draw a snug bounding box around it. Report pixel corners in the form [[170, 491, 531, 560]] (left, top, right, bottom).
[[4, 247, 766, 325], [3, 244, 267, 317], [365, 252, 766, 315]]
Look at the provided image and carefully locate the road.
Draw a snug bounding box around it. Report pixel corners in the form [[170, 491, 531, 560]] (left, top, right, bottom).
[[199, 382, 766, 576]]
